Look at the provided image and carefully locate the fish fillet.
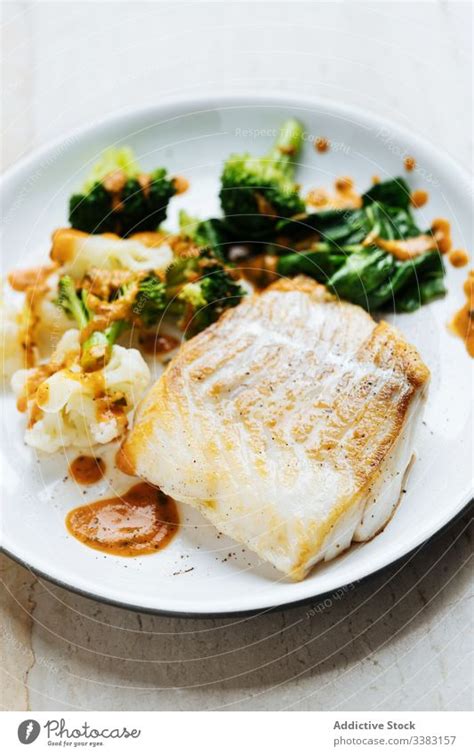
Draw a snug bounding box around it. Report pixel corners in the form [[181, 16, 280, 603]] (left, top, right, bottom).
[[121, 276, 430, 580]]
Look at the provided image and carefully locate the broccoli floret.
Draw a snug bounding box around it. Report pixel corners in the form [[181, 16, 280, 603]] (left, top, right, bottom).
[[56, 275, 125, 371], [219, 119, 305, 239], [81, 146, 139, 192], [69, 148, 177, 237], [179, 267, 244, 335], [119, 168, 176, 235], [56, 275, 89, 329], [165, 248, 246, 336], [178, 210, 233, 259], [57, 248, 244, 350], [132, 275, 167, 327]]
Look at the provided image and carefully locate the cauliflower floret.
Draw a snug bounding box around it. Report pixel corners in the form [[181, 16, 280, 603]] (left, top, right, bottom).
[[4, 266, 73, 370], [32, 284, 73, 359], [50, 228, 173, 279], [0, 293, 32, 379], [12, 329, 150, 453]]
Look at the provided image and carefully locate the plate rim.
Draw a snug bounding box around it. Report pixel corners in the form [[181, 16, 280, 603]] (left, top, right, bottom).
[[1, 91, 473, 616], [2, 90, 471, 190], [1, 500, 472, 619]]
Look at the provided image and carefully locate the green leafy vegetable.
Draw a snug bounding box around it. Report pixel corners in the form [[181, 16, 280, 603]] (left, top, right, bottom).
[[274, 176, 446, 312], [276, 243, 445, 313], [362, 177, 411, 210], [278, 194, 420, 247], [276, 243, 346, 281]]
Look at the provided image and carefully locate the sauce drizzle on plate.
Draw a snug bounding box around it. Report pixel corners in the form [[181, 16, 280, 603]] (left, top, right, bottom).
[[66, 482, 179, 556]]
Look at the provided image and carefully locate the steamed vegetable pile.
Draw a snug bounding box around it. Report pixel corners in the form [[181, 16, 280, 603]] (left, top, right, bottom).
[[173, 121, 448, 313], [2, 121, 451, 453]]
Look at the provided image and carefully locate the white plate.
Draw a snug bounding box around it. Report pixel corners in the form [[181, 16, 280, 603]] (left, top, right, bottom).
[[1, 93, 472, 616]]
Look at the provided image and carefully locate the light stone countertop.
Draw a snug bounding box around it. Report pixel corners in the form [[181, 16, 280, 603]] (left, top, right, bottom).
[[1, 1, 472, 711]]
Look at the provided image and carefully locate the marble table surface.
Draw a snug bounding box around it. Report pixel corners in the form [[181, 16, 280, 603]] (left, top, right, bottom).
[[1, 0, 472, 711]]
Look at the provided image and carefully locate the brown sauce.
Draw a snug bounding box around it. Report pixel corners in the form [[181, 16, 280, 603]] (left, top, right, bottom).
[[137, 173, 151, 199], [410, 189, 429, 208], [102, 169, 127, 212], [50, 228, 89, 265], [66, 482, 179, 556], [173, 175, 190, 195], [449, 270, 474, 358], [69, 456, 106, 485], [374, 234, 437, 261], [8, 264, 56, 292], [255, 192, 277, 217], [334, 176, 354, 193], [314, 137, 330, 153], [16, 363, 55, 413], [239, 254, 279, 290], [84, 268, 135, 299], [306, 176, 361, 210], [448, 249, 469, 268], [138, 331, 180, 355], [101, 170, 165, 215], [115, 444, 136, 476], [431, 217, 452, 254], [130, 231, 167, 248], [306, 188, 330, 208]]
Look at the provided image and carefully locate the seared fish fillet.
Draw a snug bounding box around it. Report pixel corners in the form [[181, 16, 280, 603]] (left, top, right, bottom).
[[121, 277, 430, 579]]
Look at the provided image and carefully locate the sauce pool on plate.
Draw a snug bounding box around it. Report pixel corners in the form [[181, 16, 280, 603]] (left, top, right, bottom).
[[449, 270, 474, 358], [69, 455, 106, 485], [138, 332, 180, 355], [66, 482, 179, 556]]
